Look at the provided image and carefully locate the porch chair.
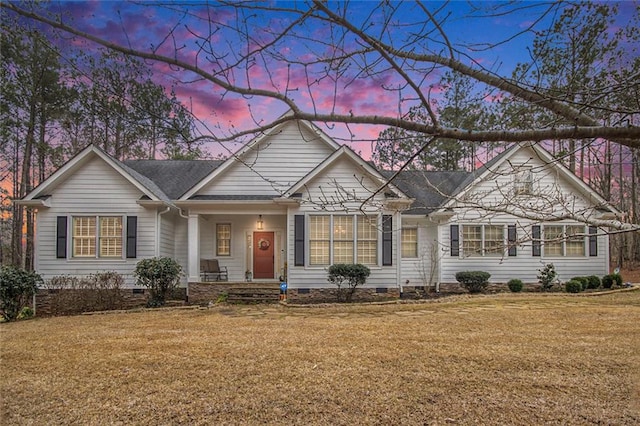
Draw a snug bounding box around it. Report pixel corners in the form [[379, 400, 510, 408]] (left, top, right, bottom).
[[200, 259, 228, 282]]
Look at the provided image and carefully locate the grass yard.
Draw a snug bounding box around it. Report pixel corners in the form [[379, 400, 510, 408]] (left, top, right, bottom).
[[2, 290, 639, 425]]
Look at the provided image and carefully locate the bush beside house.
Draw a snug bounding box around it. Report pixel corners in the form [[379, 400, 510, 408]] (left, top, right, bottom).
[[134, 257, 183, 307], [327, 263, 371, 302], [455, 271, 491, 294], [0, 266, 42, 322]]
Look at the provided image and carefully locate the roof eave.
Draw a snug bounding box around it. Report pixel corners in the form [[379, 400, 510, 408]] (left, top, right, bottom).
[[14, 198, 51, 208]]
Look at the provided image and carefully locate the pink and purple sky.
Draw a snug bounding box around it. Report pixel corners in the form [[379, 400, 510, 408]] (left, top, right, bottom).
[[10, 1, 637, 159]]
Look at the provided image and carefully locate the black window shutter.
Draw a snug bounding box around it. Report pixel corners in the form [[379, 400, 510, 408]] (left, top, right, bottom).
[[589, 226, 598, 257], [450, 224, 459, 257], [508, 225, 517, 257], [294, 215, 305, 266], [382, 215, 392, 266], [126, 216, 137, 258], [56, 216, 67, 258], [532, 225, 541, 257]]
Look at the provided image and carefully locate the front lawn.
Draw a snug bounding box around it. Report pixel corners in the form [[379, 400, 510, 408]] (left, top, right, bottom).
[[1, 291, 639, 424]]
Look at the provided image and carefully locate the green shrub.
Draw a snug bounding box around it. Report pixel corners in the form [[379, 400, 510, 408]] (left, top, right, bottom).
[[612, 273, 623, 287], [134, 257, 183, 307], [0, 266, 42, 321], [327, 263, 371, 302], [455, 271, 491, 294], [18, 306, 34, 319], [507, 279, 523, 293], [537, 263, 557, 291], [586, 275, 601, 289], [602, 273, 623, 289], [565, 280, 582, 293], [571, 276, 588, 291], [215, 292, 228, 304]]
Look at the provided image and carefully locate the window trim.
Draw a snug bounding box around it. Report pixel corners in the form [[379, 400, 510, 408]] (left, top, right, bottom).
[[307, 214, 380, 267], [460, 224, 506, 257], [401, 227, 418, 258], [71, 215, 124, 259], [216, 223, 232, 257], [543, 224, 586, 257]]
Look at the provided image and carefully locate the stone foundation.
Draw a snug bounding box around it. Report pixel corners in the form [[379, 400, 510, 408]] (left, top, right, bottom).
[[188, 282, 240, 305], [287, 287, 401, 304], [34, 287, 186, 316]]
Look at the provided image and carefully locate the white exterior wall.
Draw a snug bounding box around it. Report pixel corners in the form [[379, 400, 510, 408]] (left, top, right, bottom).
[[34, 156, 157, 286], [401, 217, 439, 288], [438, 217, 608, 283], [437, 148, 610, 284], [198, 123, 335, 196], [286, 157, 400, 289]]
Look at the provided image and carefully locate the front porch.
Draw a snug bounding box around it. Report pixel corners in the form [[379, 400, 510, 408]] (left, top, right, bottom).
[[181, 205, 290, 283], [188, 281, 282, 305]]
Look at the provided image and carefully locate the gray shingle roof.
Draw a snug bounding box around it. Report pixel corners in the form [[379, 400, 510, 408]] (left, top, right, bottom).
[[118, 145, 516, 213], [383, 170, 471, 214], [123, 159, 223, 199], [188, 195, 276, 201]]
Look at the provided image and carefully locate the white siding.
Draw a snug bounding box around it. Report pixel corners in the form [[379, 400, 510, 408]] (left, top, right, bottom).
[[159, 211, 176, 258], [437, 149, 610, 284], [439, 219, 608, 283], [197, 122, 336, 196], [34, 156, 157, 287], [286, 158, 399, 289], [401, 217, 439, 288]]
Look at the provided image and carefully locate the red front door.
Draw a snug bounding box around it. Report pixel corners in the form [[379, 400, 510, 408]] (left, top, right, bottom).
[[253, 232, 275, 279]]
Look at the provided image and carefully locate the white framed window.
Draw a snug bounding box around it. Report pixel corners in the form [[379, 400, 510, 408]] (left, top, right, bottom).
[[72, 216, 122, 258], [309, 215, 330, 265], [462, 224, 504, 257], [308, 214, 379, 266], [566, 225, 586, 256], [401, 228, 418, 258], [99, 217, 123, 257], [357, 216, 378, 265], [333, 216, 354, 263], [462, 225, 482, 256], [216, 224, 231, 256], [544, 225, 585, 257], [514, 167, 533, 195]]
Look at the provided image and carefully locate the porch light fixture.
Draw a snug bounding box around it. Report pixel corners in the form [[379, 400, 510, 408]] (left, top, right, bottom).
[[257, 215, 264, 230]]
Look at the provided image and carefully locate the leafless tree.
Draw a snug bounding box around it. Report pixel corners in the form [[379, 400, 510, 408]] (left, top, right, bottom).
[[2, 2, 639, 248], [3, 1, 638, 145]]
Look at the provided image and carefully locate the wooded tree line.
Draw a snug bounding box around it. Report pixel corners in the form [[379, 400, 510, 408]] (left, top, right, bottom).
[[1, 1, 639, 269], [371, 3, 639, 267], [0, 20, 205, 268]]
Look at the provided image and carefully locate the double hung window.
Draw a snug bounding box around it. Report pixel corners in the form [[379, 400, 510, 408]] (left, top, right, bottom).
[[72, 216, 122, 258], [461, 225, 504, 257], [309, 215, 379, 266], [544, 225, 585, 257], [401, 228, 418, 258], [216, 224, 231, 256]]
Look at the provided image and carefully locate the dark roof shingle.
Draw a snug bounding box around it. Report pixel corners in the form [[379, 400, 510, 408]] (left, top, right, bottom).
[[123, 159, 223, 199]]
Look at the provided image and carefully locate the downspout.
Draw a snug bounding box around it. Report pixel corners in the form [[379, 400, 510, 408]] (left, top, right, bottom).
[[156, 205, 171, 257]]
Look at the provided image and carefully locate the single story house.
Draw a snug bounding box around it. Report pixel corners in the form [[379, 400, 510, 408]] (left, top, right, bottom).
[[18, 118, 619, 302]]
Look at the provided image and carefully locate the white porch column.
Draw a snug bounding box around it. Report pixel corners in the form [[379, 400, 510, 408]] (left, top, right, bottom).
[[187, 214, 201, 282]]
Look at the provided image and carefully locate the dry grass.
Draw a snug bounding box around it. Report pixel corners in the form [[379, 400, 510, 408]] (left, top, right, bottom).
[[2, 290, 639, 425]]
